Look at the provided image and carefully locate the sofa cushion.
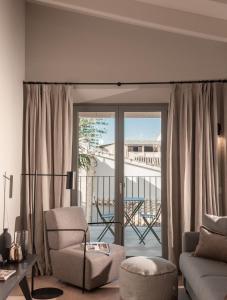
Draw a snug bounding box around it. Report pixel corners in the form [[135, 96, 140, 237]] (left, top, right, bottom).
[[45, 207, 88, 250], [197, 275, 227, 300], [50, 243, 125, 290], [194, 226, 227, 263], [203, 214, 227, 235], [182, 232, 200, 252], [180, 252, 227, 300]]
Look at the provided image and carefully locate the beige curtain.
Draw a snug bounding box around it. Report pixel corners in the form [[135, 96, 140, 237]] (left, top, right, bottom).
[[20, 84, 73, 274], [167, 83, 220, 266], [221, 84, 227, 215]]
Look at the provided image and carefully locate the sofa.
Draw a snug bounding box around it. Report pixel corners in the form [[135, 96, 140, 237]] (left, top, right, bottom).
[[180, 231, 227, 300]]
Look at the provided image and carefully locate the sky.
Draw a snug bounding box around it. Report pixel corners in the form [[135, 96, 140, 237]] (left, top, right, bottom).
[[97, 117, 161, 145]]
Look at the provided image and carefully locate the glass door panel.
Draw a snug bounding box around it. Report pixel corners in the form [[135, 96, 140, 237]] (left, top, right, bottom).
[[73, 105, 167, 257], [123, 112, 162, 257], [77, 111, 116, 243]]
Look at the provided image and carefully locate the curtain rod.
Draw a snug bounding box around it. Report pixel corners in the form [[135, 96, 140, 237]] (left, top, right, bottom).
[[23, 79, 227, 86]]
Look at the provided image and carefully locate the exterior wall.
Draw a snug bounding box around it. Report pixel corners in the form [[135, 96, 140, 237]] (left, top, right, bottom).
[[95, 155, 160, 176], [78, 154, 161, 208], [99, 143, 161, 166], [0, 0, 25, 234], [78, 154, 161, 222]]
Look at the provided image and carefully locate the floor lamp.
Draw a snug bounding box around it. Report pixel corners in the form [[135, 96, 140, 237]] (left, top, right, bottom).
[[2, 172, 13, 229], [22, 170, 76, 299]]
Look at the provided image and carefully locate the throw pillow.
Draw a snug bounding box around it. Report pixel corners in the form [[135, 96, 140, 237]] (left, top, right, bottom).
[[203, 214, 227, 236], [194, 226, 227, 263]]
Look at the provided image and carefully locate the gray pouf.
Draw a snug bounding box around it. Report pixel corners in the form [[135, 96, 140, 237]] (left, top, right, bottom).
[[120, 256, 178, 300]]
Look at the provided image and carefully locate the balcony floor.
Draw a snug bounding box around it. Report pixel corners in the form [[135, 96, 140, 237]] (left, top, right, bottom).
[[90, 225, 162, 257]]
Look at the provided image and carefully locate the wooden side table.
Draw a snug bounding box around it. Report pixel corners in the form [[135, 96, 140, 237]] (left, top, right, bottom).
[[0, 254, 37, 300]]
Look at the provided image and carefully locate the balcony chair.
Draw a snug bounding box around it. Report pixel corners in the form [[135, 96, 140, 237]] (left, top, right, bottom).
[[95, 200, 115, 241], [45, 206, 125, 292], [139, 205, 161, 244]]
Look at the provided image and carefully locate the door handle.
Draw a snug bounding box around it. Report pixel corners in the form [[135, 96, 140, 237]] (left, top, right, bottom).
[[119, 182, 124, 196]]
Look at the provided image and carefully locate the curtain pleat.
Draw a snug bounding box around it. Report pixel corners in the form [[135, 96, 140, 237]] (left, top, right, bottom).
[[20, 84, 73, 275], [167, 83, 220, 266]]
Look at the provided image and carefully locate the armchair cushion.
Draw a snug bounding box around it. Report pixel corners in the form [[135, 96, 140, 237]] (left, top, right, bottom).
[[45, 207, 88, 250], [50, 243, 125, 290]]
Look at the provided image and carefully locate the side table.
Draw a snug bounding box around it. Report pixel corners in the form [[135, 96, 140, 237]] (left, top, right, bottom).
[[0, 254, 37, 300]]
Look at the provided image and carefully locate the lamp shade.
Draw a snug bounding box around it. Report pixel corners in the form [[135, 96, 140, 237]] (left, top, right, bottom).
[[9, 175, 13, 198], [66, 171, 76, 190]]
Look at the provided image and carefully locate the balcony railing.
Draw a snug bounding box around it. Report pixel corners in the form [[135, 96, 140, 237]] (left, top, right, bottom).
[[77, 176, 161, 226]]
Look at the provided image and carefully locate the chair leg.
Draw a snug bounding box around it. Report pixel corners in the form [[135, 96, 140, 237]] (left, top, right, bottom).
[[98, 223, 114, 241], [150, 227, 161, 244], [140, 217, 161, 244], [82, 236, 86, 294], [139, 227, 149, 244], [97, 217, 115, 241], [139, 217, 152, 244]]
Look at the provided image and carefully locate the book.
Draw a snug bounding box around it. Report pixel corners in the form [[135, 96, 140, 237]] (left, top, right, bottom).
[[0, 269, 16, 281], [81, 242, 110, 255]]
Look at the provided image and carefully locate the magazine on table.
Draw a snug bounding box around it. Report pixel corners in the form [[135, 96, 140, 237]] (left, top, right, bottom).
[[81, 242, 110, 255], [0, 269, 16, 281]]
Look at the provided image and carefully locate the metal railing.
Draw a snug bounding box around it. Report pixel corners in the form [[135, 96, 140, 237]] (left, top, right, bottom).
[[94, 147, 161, 167], [77, 176, 161, 226], [134, 156, 160, 167]]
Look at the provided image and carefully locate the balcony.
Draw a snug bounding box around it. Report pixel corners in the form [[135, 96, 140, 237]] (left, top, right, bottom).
[[77, 175, 162, 256]]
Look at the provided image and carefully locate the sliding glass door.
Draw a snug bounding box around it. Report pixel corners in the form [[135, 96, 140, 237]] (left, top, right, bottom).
[[122, 110, 163, 257], [72, 105, 167, 257], [73, 108, 117, 243]]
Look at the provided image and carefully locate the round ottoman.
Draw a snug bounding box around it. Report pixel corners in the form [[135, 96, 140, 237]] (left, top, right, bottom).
[[119, 256, 178, 300]]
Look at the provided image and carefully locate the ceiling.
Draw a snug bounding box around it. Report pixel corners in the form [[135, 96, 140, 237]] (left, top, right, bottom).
[[73, 85, 171, 104], [29, 0, 227, 42]]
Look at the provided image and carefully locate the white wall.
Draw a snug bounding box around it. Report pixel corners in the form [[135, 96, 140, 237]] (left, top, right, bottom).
[[25, 3, 227, 103], [0, 0, 25, 235]]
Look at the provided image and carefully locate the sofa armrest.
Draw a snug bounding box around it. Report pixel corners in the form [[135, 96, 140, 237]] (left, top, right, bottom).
[[182, 232, 200, 252]]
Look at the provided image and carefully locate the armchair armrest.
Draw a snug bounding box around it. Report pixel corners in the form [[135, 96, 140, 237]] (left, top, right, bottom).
[[46, 228, 88, 293], [182, 232, 200, 252]]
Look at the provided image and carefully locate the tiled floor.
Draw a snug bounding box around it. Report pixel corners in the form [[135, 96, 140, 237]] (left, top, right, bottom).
[[9, 276, 190, 300]]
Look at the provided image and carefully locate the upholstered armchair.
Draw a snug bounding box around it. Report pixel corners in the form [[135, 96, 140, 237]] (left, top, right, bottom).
[[45, 207, 125, 291]]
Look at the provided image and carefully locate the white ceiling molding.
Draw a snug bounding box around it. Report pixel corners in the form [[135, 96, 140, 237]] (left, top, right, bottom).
[[137, 0, 227, 21], [28, 0, 227, 42], [212, 0, 227, 3]]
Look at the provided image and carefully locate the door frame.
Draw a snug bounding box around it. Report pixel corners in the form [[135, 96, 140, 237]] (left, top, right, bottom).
[[72, 103, 168, 258]]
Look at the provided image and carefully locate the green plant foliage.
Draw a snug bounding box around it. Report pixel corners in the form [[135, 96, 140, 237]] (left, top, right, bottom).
[[78, 154, 92, 170], [78, 118, 107, 169]]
